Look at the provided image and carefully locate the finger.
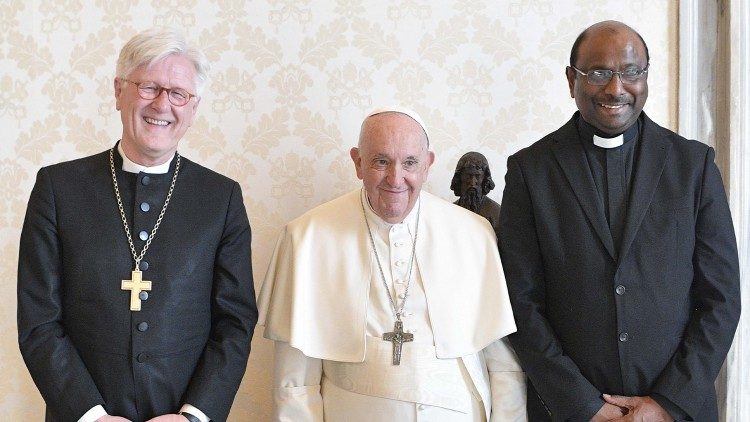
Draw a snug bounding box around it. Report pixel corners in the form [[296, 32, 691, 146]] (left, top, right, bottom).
[[603, 393, 633, 407]]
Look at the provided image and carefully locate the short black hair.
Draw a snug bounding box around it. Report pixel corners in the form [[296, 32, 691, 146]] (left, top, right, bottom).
[[569, 23, 650, 68]]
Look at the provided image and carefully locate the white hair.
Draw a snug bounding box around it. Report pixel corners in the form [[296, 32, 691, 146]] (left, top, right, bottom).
[[116, 27, 210, 96]]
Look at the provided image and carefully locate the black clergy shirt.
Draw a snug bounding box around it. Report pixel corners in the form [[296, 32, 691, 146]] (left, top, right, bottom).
[[577, 116, 640, 256]]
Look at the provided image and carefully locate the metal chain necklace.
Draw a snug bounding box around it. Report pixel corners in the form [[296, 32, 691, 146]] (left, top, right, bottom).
[[360, 190, 420, 365], [109, 147, 180, 311]]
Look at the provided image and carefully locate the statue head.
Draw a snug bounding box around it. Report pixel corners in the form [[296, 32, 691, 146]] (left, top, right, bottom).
[[451, 152, 495, 213]]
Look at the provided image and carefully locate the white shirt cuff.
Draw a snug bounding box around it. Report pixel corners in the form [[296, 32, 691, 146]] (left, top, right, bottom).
[[78, 405, 107, 422], [180, 404, 210, 422]]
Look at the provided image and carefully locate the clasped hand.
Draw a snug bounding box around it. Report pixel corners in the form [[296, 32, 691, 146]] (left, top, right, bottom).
[[590, 394, 673, 422], [98, 414, 188, 421]]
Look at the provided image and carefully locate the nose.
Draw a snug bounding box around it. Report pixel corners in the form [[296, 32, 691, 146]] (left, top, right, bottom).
[[603, 72, 625, 96], [150, 88, 172, 110], [385, 164, 404, 186]]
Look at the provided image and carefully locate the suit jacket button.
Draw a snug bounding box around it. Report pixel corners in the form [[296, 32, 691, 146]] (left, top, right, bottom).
[[137, 322, 149, 332], [140, 202, 150, 212], [136, 353, 147, 363], [619, 332, 629, 342], [139, 231, 148, 241], [615, 285, 626, 295], [139, 291, 149, 301], [141, 260, 149, 270], [141, 175, 151, 185]]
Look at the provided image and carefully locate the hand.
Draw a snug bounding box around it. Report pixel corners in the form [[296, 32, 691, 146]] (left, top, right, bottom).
[[145, 415, 189, 422], [96, 417, 132, 422], [590, 402, 627, 421], [603, 394, 673, 422]]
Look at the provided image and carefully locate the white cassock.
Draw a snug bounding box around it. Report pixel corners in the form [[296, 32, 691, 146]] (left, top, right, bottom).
[[257, 189, 526, 421]]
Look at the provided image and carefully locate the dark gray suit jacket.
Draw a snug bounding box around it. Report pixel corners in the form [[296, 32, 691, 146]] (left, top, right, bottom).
[[18, 147, 258, 421], [498, 113, 740, 422]]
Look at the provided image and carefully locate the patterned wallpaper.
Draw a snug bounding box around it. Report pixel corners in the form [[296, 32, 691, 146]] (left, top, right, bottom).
[[1, 1, 676, 420]]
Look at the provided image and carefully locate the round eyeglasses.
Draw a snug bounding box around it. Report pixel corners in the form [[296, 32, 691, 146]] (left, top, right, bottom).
[[571, 64, 649, 86], [121, 79, 197, 106]]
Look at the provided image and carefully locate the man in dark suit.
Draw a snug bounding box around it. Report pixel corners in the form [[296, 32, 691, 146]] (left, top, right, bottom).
[[17, 28, 257, 422], [498, 20, 740, 422]]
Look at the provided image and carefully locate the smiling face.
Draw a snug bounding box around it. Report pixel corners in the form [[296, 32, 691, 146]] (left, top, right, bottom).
[[350, 112, 434, 223], [114, 54, 200, 166], [566, 23, 648, 135]]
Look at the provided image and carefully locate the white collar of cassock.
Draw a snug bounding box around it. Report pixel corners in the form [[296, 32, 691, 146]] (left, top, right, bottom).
[[360, 188, 420, 235], [593, 133, 624, 149], [117, 142, 174, 174]]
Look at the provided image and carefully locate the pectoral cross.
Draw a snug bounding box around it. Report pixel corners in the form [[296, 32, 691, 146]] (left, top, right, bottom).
[[121, 270, 151, 311], [382, 320, 413, 365]]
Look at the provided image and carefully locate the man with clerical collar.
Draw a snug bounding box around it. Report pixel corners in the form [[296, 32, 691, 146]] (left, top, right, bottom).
[[257, 106, 526, 421], [17, 28, 257, 422], [451, 151, 502, 239], [498, 20, 740, 422]]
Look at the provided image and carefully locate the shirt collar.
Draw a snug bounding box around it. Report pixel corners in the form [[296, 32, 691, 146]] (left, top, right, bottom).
[[577, 114, 640, 149], [360, 188, 420, 234], [117, 142, 174, 174]]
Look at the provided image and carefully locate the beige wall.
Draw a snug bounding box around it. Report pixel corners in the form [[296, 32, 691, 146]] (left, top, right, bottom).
[[1, 1, 677, 420]]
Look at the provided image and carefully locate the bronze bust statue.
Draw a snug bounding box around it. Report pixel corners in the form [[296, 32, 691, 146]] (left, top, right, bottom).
[[451, 152, 501, 239]]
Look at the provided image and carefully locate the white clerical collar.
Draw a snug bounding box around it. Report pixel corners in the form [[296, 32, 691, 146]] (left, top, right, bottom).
[[360, 188, 420, 232], [593, 133, 624, 149], [117, 142, 174, 174]]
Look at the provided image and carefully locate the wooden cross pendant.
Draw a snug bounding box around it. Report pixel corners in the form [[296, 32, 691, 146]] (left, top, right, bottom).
[[382, 320, 413, 365], [121, 270, 151, 311]]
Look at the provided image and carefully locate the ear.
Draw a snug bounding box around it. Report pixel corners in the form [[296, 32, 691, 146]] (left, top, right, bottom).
[[565, 66, 576, 98], [114, 78, 123, 110], [423, 151, 436, 176], [350, 147, 364, 180]]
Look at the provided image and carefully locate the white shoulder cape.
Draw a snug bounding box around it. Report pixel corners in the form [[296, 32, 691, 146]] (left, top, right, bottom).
[[257, 189, 517, 362]]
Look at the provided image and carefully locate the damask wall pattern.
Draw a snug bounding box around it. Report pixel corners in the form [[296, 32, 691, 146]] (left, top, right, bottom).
[[1, 1, 676, 420]]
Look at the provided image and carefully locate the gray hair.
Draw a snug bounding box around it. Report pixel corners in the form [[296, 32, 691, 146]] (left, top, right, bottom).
[[116, 28, 210, 96]]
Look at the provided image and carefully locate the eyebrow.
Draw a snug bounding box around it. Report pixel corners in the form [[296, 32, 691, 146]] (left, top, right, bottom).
[[370, 153, 420, 158], [582, 60, 644, 70]]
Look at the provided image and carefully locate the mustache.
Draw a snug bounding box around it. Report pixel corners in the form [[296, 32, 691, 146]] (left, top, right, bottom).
[[596, 94, 632, 104], [457, 187, 482, 212]]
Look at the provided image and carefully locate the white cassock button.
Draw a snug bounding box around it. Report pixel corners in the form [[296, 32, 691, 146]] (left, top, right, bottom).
[[398, 293, 406, 299], [394, 241, 404, 247], [418, 404, 426, 411], [395, 260, 405, 267]]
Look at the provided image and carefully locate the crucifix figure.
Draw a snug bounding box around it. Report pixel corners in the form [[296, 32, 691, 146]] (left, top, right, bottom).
[[382, 320, 413, 365], [121, 270, 152, 311]]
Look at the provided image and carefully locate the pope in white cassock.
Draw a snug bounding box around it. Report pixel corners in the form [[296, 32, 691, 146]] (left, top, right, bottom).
[[257, 107, 527, 421]]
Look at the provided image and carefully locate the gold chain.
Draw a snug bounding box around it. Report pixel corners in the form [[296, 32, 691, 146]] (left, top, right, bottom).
[[109, 147, 180, 270]]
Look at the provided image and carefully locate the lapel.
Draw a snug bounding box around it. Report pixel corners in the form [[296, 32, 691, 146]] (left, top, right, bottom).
[[552, 116, 617, 260], [617, 115, 671, 265]]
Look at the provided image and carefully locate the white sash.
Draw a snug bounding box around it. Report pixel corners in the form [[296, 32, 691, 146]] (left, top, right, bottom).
[[322, 336, 474, 413]]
